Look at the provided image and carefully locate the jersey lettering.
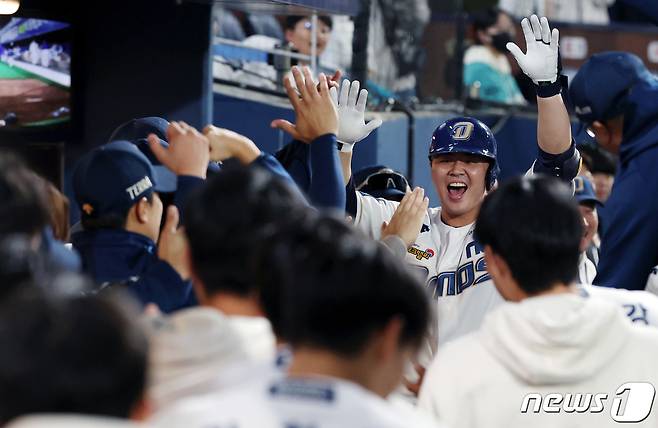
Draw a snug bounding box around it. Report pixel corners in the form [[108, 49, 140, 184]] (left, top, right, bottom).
[[428, 256, 489, 299], [623, 304, 649, 325]]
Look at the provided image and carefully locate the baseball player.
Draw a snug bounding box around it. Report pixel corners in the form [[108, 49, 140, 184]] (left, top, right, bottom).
[[335, 15, 580, 348]]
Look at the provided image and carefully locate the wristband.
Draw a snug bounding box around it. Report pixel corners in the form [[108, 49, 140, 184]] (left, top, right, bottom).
[[536, 79, 562, 98]]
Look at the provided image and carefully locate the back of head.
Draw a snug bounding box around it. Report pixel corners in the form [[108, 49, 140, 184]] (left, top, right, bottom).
[[475, 175, 582, 294], [0, 152, 49, 238], [0, 289, 147, 423], [258, 214, 430, 356], [570, 52, 655, 125], [185, 166, 309, 297]]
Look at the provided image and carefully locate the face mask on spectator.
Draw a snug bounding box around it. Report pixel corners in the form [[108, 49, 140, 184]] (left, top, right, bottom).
[[491, 32, 513, 53]]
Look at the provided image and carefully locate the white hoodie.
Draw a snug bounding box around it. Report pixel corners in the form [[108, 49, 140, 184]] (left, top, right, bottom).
[[418, 293, 658, 428]]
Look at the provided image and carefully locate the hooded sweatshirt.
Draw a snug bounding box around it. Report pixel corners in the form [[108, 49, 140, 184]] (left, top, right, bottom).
[[594, 79, 658, 291], [418, 293, 658, 428]]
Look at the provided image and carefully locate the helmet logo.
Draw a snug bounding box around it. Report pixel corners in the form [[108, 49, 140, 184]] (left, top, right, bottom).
[[452, 122, 475, 141]]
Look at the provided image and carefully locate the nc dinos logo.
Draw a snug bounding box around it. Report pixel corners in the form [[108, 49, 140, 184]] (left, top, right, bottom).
[[452, 122, 475, 140]]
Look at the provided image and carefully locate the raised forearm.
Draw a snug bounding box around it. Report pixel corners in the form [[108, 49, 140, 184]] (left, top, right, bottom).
[[537, 92, 572, 154], [339, 150, 352, 186]]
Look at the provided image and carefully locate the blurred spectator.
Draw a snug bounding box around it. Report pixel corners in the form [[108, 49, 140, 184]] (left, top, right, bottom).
[[368, 0, 431, 99], [499, 0, 614, 25], [0, 152, 81, 274], [156, 214, 436, 427], [464, 8, 526, 104], [419, 175, 658, 427], [142, 307, 251, 412], [577, 144, 617, 203], [574, 176, 601, 284], [284, 15, 333, 63], [0, 289, 149, 426], [184, 167, 310, 367], [212, 6, 245, 40], [570, 51, 658, 291]]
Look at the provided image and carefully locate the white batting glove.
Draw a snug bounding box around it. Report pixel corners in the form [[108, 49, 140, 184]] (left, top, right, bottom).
[[329, 79, 383, 153], [506, 15, 559, 84]]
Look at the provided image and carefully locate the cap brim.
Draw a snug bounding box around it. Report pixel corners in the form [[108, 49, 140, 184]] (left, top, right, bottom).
[[152, 165, 177, 194]]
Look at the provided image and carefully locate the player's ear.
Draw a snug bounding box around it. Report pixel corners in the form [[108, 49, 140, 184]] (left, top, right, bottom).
[[376, 316, 404, 363], [135, 197, 150, 224]]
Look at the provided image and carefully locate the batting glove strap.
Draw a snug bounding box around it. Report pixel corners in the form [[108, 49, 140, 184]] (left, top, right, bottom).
[[536, 79, 562, 98]]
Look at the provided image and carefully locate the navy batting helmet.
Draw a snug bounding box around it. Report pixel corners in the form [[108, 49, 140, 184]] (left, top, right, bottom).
[[428, 117, 500, 190]]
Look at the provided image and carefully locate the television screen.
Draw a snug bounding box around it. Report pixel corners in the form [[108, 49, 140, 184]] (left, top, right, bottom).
[[0, 18, 70, 128]]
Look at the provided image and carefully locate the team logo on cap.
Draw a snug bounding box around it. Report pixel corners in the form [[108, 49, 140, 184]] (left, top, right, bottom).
[[126, 176, 154, 200], [452, 122, 475, 141], [574, 176, 585, 193]]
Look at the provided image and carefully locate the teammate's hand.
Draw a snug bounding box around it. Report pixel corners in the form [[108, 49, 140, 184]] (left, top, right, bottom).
[[403, 363, 427, 397], [148, 121, 209, 178], [271, 66, 338, 143], [506, 15, 559, 84], [329, 79, 383, 152], [203, 125, 260, 164], [157, 205, 191, 280], [380, 187, 429, 248]]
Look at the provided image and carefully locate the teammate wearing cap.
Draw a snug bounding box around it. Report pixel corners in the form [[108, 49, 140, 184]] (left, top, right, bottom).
[[570, 52, 658, 291], [72, 122, 209, 312], [315, 15, 580, 350]]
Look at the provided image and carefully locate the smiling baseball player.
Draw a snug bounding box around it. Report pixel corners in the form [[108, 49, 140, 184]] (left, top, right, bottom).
[[333, 15, 580, 351]]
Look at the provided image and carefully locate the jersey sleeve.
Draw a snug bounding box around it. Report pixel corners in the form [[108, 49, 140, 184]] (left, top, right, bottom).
[[527, 139, 581, 182], [352, 191, 400, 240]]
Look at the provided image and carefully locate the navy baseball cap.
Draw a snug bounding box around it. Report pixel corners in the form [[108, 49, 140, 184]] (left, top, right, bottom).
[[354, 165, 410, 202], [570, 52, 655, 125], [73, 141, 169, 218], [573, 176, 602, 207], [110, 117, 220, 187]]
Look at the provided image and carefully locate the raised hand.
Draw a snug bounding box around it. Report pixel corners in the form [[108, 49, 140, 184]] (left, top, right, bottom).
[[381, 187, 429, 248], [271, 66, 338, 143], [157, 205, 190, 280], [329, 79, 383, 152], [506, 15, 559, 84], [203, 125, 260, 164], [148, 121, 209, 178]]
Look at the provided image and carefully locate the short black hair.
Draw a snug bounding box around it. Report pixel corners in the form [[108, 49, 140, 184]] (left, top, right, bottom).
[[0, 289, 147, 423], [285, 15, 333, 31], [185, 166, 309, 297], [475, 175, 582, 294], [81, 193, 155, 231], [0, 152, 49, 238], [258, 213, 430, 356]]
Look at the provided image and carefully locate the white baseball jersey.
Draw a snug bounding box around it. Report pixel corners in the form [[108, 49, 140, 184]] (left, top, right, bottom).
[[646, 266, 658, 296], [154, 374, 440, 428], [579, 283, 658, 327], [354, 193, 504, 349]]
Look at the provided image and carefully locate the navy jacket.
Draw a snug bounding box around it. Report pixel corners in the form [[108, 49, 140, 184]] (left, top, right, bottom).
[[274, 134, 346, 210], [594, 80, 658, 290], [71, 228, 195, 312]]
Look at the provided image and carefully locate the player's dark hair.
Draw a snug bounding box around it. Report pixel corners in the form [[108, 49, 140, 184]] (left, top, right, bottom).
[[0, 288, 147, 423], [0, 152, 49, 238], [81, 193, 154, 231], [258, 213, 430, 356], [475, 175, 582, 295], [185, 166, 310, 297]]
